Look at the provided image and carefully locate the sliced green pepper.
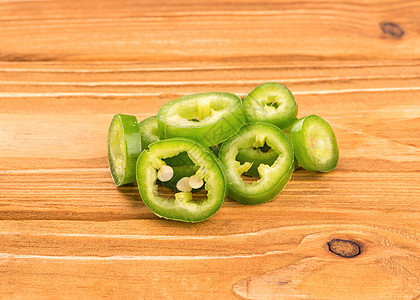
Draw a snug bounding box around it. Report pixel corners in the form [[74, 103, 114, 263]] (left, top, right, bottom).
[[136, 138, 227, 222], [138, 115, 201, 191], [290, 115, 339, 172], [243, 82, 298, 129], [138, 115, 194, 166], [219, 122, 294, 205], [157, 92, 245, 147], [107, 114, 142, 186], [138, 116, 159, 150], [282, 125, 301, 170]]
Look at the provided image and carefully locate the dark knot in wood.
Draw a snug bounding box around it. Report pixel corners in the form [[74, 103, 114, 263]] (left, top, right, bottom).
[[380, 22, 404, 38], [328, 238, 361, 258]]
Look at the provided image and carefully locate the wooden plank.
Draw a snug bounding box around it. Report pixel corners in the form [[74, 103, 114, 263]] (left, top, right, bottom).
[[1, 60, 419, 297], [1, 222, 419, 299], [0, 0, 419, 298], [0, 0, 419, 61]]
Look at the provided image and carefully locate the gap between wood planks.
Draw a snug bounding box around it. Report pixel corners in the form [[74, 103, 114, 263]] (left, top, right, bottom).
[[0, 74, 419, 85], [0, 252, 286, 261], [0, 61, 419, 72], [1, 86, 420, 98]]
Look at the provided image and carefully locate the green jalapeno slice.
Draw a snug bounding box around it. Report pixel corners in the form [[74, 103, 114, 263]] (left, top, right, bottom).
[[157, 92, 245, 147], [282, 125, 301, 170], [136, 138, 227, 222], [243, 82, 298, 129], [107, 114, 142, 186], [138, 116, 159, 150], [290, 115, 339, 172], [236, 123, 300, 174], [138, 115, 201, 191], [219, 122, 294, 205]]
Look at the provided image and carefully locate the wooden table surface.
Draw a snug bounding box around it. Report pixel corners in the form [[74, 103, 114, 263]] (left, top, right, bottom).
[[1, 0, 419, 299]]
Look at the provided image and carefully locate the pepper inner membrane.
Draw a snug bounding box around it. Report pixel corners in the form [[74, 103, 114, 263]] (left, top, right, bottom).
[[108, 118, 126, 181], [168, 97, 230, 125], [264, 95, 281, 109], [235, 141, 279, 182], [157, 151, 208, 204], [253, 142, 271, 153]]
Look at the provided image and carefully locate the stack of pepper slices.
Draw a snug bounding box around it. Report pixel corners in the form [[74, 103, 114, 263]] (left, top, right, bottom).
[[108, 82, 339, 222]]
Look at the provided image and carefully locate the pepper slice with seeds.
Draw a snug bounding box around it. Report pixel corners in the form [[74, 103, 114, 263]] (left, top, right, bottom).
[[136, 138, 227, 222], [138, 115, 203, 191]]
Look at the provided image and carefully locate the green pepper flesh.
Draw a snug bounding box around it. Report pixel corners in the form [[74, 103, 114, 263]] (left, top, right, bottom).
[[138, 115, 199, 191], [158, 92, 245, 147], [243, 82, 298, 129], [219, 122, 294, 205], [136, 138, 227, 222], [138, 116, 159, 150], [290, 115, 339, 172], [107, 114, 141, 186]]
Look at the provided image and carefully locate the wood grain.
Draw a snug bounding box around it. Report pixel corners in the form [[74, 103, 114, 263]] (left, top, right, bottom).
[[1, 0, 420, 61], [0, 0, 419, 299]]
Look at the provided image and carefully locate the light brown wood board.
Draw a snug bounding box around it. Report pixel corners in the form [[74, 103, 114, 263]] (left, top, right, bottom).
[[0, 0, 419, 299]]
